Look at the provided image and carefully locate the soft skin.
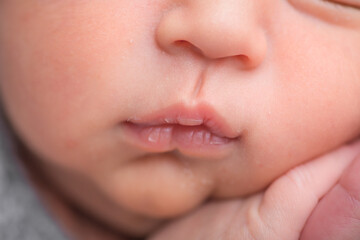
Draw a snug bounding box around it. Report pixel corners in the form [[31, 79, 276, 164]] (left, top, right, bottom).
[[0, 0, 360, 237], [149, 140, 360, 240], [300, 151, 360, 240]]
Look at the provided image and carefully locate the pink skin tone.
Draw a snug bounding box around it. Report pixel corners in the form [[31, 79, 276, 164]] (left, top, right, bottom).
[[0, 0, 360, 238], [150, 140, 360, 240], [300, 153, 360, 240]]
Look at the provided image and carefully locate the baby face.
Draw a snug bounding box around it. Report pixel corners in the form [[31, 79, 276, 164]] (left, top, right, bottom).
[[1, 0, 360, 235]]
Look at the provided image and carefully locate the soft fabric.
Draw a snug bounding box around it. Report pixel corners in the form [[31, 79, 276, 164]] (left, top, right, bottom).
[[0, 110, 68, 240]]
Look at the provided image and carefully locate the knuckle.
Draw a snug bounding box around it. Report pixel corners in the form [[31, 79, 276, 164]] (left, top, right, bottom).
[[283, 167, 318, 203], [285, 167, 313, 190], [244, 200, 283, 240]]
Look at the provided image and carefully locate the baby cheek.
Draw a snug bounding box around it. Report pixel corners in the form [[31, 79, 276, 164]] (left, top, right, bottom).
[[4, 1, 148, 118]]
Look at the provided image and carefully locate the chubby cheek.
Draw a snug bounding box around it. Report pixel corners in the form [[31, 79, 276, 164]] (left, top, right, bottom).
[[0, 1, 156, 170], [213, 14, 360, 197], [256, 16, 360, 184]]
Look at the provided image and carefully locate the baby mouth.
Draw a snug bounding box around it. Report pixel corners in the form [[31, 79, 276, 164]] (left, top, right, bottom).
[[121, 104, 240, 159], [122, 123, 237, 158]]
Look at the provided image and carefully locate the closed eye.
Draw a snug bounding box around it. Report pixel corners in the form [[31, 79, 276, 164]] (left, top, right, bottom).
[[288, 0, 360, 28], [323, 0, 360, 10]]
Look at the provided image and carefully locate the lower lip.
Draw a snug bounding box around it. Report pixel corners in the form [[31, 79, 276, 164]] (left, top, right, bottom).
[[122, 122, 237, 158]]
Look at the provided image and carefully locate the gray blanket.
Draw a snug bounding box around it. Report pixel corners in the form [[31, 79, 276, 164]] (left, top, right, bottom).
[[0, 111, 68, 240]]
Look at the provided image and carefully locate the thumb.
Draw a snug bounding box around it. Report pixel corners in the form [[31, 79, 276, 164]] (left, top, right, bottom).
[[253, 140, 360, 240]]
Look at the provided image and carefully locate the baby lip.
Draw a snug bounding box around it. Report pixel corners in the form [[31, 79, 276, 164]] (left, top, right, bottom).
[[159, 117, 204, 126], [177, 118, 204, 126], [126, 103, 241, 139]]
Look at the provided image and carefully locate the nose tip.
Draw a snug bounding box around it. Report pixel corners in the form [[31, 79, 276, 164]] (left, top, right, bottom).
[[156, 1, 268, 69]]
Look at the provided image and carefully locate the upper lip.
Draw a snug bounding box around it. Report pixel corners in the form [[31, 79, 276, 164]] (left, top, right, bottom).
[[125, 103, 241, 139]]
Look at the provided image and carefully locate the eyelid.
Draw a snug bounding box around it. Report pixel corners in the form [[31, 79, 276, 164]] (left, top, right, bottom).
[[325, 0, 360, 9], [288, 0, 360, 29]]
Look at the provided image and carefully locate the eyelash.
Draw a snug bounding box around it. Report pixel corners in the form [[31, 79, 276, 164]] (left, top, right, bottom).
[[322, 0, 360, 10], [288, 0, 360, 27]]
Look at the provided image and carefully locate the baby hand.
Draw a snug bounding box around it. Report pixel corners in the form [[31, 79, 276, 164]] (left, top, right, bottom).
[[149, 139, 360, 240], [301, 140, 360, 240]]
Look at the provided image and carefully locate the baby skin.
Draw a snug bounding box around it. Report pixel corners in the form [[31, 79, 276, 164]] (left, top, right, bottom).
[[0, 0, 360, 239]]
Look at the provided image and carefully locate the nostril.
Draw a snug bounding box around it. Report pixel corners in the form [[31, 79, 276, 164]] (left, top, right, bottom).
[[174, 40, 204, 56], [174, 40, 190, 47], [237, 55, 250, 62], [230, 54, 258, 70]]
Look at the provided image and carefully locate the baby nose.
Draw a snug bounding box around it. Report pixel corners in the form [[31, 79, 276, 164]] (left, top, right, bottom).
[[156, 0, 268, 69]]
